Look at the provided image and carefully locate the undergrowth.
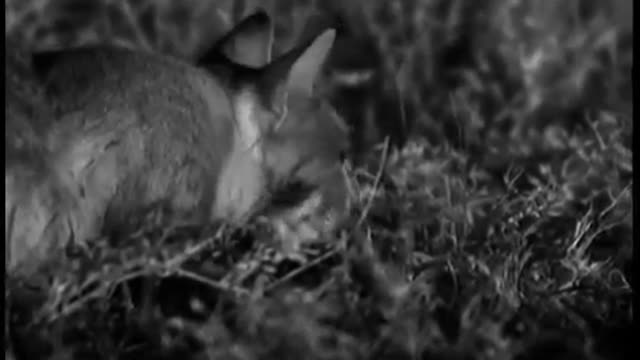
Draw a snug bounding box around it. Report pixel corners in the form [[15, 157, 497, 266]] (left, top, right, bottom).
[[5, 0, 633, 359]]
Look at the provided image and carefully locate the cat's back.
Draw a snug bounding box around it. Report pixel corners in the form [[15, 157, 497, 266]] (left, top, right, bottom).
[[35, 45, 236, 164], [34, 46, 231, 123]]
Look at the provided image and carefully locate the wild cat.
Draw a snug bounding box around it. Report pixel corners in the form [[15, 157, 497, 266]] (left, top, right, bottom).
[[6, 11, 351, 275]]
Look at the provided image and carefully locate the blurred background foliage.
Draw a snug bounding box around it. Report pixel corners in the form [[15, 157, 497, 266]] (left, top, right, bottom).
[[5, 0, 632, 148]]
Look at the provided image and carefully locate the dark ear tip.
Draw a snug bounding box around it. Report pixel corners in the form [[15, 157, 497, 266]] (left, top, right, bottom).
[[245, 8, 271, 25]]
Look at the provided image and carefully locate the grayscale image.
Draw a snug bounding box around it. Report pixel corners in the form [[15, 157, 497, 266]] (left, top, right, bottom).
[[5, 1, 633, 359]]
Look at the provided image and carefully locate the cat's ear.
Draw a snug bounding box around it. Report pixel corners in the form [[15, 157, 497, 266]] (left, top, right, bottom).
[[199, 9, 274, 68], [262, 28, 336, 99]]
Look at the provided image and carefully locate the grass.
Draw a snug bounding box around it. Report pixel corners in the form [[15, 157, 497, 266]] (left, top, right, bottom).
[[5, 0, 633, 359]]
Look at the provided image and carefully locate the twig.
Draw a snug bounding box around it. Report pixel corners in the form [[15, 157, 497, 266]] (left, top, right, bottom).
[[46, 269, 148, 322], [599, 182, 631, 220], [173, 268, 251, 298], [356, 137, 390, 227], [43, 224, 228, 321], [265, 248, 340, 293]]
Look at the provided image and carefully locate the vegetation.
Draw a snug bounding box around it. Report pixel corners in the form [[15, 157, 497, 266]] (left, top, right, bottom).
[[6, 0, 633, 359]]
